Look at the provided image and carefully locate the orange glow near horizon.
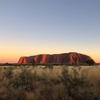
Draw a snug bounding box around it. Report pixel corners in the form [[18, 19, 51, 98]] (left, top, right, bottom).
[[0, 46, 100, 63], [0, 58, 17, 63]]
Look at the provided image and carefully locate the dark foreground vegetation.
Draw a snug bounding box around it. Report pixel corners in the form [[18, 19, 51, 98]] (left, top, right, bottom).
[[0, 65, 100, 100]]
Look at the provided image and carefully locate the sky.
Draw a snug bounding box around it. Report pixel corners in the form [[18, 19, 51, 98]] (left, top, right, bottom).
[[0, 0, 100, 63]]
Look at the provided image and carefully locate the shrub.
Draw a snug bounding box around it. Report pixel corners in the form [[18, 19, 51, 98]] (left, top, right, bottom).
[[86, 59, 95, 66], [32, 59, 36, 67], [45, 64, 53, 69], [61, 67, 86, 100]]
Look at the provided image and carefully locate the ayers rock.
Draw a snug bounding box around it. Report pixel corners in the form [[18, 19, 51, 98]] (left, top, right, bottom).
[[18, 52, 95, 64]]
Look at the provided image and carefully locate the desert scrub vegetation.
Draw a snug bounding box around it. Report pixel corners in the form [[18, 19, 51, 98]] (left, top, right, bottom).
[[85, 59, 95, 66], [61, 66, 100, 100], [0, 65, 100, 100]]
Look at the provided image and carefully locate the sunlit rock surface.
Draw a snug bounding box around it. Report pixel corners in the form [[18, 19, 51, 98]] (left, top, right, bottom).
[[18, 52, 95, 64]]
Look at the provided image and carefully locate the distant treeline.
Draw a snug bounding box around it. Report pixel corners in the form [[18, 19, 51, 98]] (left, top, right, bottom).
[[0, 63, 99, 66]]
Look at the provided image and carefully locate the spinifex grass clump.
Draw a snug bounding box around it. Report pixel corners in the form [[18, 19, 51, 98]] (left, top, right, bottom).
[[10, 68, 36, 91]]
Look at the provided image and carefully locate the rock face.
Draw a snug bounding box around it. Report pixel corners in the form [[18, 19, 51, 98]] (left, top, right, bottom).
[[18, 52, 95, 64]]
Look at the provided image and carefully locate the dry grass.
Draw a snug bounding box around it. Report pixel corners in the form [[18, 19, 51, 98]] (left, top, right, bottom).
[[0, 65, 100, 100]]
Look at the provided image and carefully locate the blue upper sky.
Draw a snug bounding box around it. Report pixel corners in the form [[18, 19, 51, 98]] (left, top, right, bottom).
[[0, 0, 100, 63]]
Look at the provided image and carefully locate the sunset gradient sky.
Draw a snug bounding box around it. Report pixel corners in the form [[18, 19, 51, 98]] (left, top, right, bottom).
[[0, 0, 100, 63]]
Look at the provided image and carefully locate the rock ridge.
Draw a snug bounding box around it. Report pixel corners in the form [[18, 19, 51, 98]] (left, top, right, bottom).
[[18, 52, 95, 64]]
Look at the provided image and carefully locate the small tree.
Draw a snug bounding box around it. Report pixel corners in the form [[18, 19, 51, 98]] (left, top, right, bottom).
[[86, 59, 95, 66], [32, 59, 35, 67], [73, 57, 79, 66], [61, 67, 86, 100]]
